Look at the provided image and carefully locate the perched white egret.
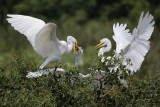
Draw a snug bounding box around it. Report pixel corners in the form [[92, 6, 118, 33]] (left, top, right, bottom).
[[95, 11, 154, 73], [7, 14, 80, 70], [26, 47, 84, 78], [94, 12, 155, 88]]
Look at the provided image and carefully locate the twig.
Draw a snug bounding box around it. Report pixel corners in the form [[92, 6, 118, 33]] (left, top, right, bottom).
[[107, 85, 116, 94], [100, 85, 116, 98]]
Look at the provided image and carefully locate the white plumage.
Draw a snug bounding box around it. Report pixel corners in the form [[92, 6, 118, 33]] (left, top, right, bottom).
[[114, 12, 154, 72], [7, 14, 46, 48], [7, 14, 79, 69], [113, 23, 132, 54], [96, 12, 155, 73]]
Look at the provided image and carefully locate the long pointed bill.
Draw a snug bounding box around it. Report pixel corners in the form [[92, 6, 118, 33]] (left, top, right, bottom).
[[74, 42, 80, 55], [74, 45, 76, 56], [94, 42, 105, 49]]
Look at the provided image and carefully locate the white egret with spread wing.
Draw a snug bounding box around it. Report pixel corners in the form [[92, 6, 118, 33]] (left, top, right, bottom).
[[95, 11, 154, 73], [94, 12, 155, 88], [7, 14, 80, 71]]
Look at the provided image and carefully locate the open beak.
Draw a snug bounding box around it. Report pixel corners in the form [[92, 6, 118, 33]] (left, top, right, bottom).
[[74, 42, 80, 55], [94, 42, 105, 49]]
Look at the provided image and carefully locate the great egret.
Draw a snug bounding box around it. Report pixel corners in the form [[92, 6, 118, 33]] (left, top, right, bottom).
[[26, 47, 83, 78], [95, 11, 154, 73], [94, 12, 154, 88], [7, 14, 80, 70]]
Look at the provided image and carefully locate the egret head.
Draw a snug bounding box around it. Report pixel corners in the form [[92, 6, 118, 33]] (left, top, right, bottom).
[[94, 38, 108, 49], [67, 36, 77, 44], [67, 36, 80, 55]]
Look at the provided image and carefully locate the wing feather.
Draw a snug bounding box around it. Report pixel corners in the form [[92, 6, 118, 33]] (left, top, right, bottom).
[[123, 12, 154, 72], [113, 23, 132, 53], [7, 14, 46, 48], [7, 14, 61, 57], [34, 23, 60, 57], [113, 12, 154, 72]]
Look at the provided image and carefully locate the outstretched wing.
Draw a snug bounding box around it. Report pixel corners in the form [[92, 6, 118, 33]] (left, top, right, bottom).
[[7, 14, 46, 47], [34, 23, 60, 57], [113, 23, 132, 54], [7, 14, 60, 57], [124, 12, 155, 72]]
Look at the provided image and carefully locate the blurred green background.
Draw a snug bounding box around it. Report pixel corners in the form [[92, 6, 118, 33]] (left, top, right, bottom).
[[0, 0, 160, 78]]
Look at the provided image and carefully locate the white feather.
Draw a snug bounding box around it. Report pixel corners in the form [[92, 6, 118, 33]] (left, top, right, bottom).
[[7, 14, 77, 69], [7, 14, 46, 48], [113, 12, 154, 72], [113, 23, 132, 53]]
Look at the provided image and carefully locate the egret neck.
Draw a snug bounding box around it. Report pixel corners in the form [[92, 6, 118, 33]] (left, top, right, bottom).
[[66, 42, 74, 55]]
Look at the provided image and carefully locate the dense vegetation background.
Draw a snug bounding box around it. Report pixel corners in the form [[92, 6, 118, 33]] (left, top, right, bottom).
[[0, 0, 160, 106]]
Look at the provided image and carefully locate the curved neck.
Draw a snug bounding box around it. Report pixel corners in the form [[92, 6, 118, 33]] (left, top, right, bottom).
[[98, 38, 112, 56], [66, 43, 74, 54]]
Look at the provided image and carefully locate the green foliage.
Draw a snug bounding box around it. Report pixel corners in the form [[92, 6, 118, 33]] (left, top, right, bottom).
[[0, 54, 160, 106], [0, 55, 94, 106]]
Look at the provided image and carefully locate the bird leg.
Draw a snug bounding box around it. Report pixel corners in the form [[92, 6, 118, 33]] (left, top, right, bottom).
[[40, 58, 50, 69], [54, 65, 58, 71]]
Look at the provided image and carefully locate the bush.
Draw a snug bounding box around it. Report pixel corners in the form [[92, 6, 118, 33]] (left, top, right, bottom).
[[0, 54, 160, 106]]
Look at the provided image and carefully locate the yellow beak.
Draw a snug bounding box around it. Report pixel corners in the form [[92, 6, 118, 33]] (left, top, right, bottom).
[[94, 42, 105, 49], [74, 42, 80, 55]]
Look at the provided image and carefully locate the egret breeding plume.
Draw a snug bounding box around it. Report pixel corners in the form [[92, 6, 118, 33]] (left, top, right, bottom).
[[7, 14, 80, 71], [95, 11, 155, 73]]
